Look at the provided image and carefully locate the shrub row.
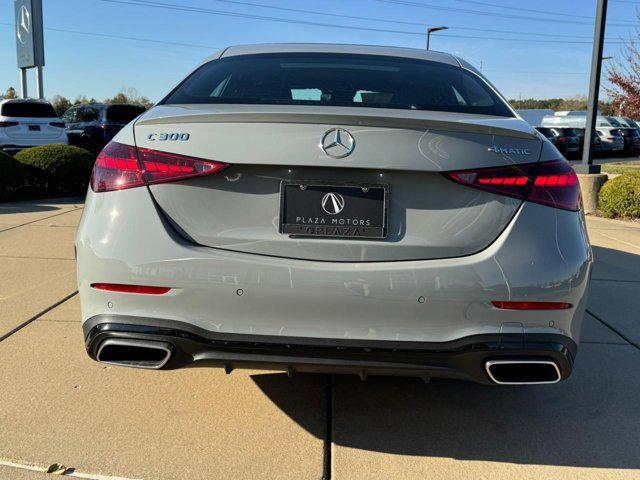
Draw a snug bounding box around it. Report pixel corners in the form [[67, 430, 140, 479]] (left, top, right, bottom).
[[0, 144, 95, 199], [598, 174, 640, 220]]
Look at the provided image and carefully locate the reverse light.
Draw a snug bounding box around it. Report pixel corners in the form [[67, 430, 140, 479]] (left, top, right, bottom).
[[91, 141, 228, 192], [492, 301, 572, 310], [445, 159, 581, 211], [91, 283, 171, 295]]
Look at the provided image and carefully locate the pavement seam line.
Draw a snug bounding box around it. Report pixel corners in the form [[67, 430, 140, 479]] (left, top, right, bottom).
[[0, 207, 83, 234], [0, 291, 78, 343], [321, 374, 333, 480], [586, 308, 640, 350], [591, 278, 640, 284], [0, 459, 141, 480], [594, 231, 640, 251]]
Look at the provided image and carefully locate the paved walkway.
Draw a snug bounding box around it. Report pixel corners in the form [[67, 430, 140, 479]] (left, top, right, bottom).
[[0, 199, 639, 479]]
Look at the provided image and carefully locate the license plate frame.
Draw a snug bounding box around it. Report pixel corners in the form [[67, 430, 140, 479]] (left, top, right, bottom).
[[279, 181, 389, 240]]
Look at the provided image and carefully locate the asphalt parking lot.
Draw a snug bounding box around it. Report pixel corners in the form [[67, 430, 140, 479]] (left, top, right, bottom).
[[1, 198, 640, 480]]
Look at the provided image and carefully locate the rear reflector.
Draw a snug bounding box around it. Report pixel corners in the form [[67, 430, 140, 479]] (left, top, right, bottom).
[[492, 301, 572, 310], [91, 283, 171, 295], [91, 142, 228, 192], [445, 159, 581, 211]]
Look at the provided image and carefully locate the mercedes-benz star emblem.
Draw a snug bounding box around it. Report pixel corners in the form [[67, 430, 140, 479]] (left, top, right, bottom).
[[322, 192, 345, 215], [320, 128, 355, 158], [16, 5, 31, 45]]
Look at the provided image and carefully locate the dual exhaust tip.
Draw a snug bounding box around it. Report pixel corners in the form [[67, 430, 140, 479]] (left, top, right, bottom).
[[485, 359, 561, 385], [95, 339, 562, 384], [96, 338, 172, 370]]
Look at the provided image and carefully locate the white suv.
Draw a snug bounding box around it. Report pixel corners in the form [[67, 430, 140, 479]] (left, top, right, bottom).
[[0, 99, 68, 153]]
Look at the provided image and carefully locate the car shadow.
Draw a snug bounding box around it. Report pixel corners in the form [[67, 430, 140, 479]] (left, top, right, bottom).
[[251, 246, 640, 470], [0, 197, 83, 213]]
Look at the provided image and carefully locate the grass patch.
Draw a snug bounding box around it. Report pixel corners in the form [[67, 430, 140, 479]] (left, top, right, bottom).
[[600, 161, 640, 175]]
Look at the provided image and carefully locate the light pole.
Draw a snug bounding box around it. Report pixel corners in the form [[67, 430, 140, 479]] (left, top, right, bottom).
[[578, 0, 608, 174], [427, 26, 448, 50]]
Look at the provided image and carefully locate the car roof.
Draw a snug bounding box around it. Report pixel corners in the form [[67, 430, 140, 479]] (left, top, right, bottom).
[[207, 43, 461, 67], [0, 98, 53, 106]]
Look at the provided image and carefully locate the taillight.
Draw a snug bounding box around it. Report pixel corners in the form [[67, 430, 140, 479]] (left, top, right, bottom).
[[49, 122, 66, 128], [445, 159, 581, 211], [0, 121, 19, 128], [91, 141, 228, 192]]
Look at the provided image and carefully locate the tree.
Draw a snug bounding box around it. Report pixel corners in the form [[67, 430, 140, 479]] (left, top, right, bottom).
[[73, 95, 98, 105], [105, 86, 153, 109], [507, 95, 613, 115], [1, 87, 17, 99], [50, 95, 73, 116], [607, 33, 640, 118]]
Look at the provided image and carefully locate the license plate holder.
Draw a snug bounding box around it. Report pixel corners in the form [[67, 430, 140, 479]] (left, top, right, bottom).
[[279, 182, 388, 239]]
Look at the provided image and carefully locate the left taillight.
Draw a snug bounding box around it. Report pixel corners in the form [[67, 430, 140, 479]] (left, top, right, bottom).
[[49, 122, 66, 128], [444, 159, 581, 211], [91, 141, 228, 193]]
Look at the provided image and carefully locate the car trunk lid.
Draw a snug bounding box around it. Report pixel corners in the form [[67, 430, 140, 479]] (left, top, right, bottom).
[[135, 105, 541, 262]]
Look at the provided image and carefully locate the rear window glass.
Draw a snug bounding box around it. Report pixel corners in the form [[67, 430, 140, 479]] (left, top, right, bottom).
[[565, 128, 584, 136], [106, 105, 146, 123], [163, 53, 514, 117], [1, 102, 57, 118]]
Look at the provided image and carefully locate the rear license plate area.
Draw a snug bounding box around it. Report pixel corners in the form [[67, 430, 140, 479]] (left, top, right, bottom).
[[280, 182, 388, 239], [28, 125, 40, 131]]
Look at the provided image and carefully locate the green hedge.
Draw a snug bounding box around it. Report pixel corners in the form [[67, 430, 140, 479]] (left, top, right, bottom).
[[599, 174, 640, 219], [14, 144, 95, 194], [0, 150, 25, 198]]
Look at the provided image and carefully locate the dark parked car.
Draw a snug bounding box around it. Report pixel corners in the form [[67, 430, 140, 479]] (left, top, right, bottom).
[[62, 103, 146, 152], [618, 128, 640, 155], [536, 127, 557, 146], [536, 127, 581, 157]]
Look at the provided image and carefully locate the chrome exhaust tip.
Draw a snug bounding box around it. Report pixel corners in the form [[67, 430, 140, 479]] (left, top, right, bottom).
[[96, 338, 172, 369], [485, 359, 561, 385]]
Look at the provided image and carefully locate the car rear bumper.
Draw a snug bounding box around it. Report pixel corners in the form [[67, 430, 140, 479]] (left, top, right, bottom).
[[76, 186, 592, 377], [83, 314, 577, 384], [0, 137, 68, 152]]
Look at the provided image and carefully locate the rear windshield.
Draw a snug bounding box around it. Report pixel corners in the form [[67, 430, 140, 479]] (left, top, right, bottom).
[[163, 53, 514, 117], [620, 128, 638, 136], [106, 104, 146, 123], [565, 128, 584, 137], [610, 129, 622, 136], [1, 102, 57, 118]]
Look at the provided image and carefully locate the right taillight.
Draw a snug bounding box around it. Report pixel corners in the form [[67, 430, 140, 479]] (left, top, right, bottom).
[[91, 141, 228, 193], [445, 159, 581, 211]]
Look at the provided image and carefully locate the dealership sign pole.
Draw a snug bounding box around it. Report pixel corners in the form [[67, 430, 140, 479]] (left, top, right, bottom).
[[14, 0, 45, 99], [578, 0, 607, 174]]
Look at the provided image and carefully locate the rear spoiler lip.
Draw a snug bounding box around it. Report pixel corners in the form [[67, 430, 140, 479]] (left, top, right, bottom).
[[136, 108, 539, 140]]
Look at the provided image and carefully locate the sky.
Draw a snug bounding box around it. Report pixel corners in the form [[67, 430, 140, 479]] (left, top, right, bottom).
[[0, 0, 638, 103]]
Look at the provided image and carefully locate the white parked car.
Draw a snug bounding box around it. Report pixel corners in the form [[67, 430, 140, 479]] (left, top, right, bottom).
[[0, 99, 68, 153], [597, 128, 624, 152]]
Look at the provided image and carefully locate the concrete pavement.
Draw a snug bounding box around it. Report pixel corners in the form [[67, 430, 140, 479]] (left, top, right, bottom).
[[0, 199, 639, 479]]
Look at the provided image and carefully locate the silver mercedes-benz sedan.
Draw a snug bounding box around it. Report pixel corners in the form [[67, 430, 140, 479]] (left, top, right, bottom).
[[76, 44, 591, 385]]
